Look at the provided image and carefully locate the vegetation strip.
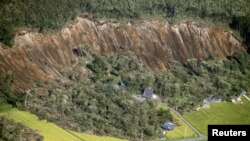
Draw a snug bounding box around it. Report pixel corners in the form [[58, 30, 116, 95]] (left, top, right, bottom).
[[0, 104, 126, 141]]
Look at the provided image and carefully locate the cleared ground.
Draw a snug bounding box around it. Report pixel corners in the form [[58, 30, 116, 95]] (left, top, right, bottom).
[[184, 99, 250, 135], [0, 104, 126, 141]]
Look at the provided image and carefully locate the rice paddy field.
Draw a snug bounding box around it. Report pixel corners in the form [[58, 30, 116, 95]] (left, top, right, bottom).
[[184, 98, 250, 135]]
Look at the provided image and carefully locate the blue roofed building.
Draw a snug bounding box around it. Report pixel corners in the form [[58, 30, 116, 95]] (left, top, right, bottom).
[[203, 95, 222, 107], [142, 87, 153, 99], [161, 122, 174, 131]]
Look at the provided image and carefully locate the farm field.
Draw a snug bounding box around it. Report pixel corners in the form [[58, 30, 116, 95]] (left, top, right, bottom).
[[184, 99, 250, 135], [0, 103, 126, 141]]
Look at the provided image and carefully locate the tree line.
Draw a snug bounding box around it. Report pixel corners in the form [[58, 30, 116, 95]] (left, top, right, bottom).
[[0, 0, 250, 47], [0, 117, 43, 141], [230, 16, 250, 52]]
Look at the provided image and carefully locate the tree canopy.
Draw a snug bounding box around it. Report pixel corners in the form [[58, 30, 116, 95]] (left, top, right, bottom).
[[0, 0, 250, 47]]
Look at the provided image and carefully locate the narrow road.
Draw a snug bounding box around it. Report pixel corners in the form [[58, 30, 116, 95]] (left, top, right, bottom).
[[243, 94, 250, 102], [169, 108, 207, 141]]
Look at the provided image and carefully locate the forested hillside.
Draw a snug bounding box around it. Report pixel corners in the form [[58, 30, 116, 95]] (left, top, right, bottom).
[[1, 0, 250, 46], [0, 1, 250, 140], [22, 48, 172, 140], [18, 46, 250, 139]]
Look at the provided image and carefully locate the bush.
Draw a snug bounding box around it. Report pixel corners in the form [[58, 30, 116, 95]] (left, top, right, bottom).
[[0, 71, 16, 105], [0, 117, 43, 141]]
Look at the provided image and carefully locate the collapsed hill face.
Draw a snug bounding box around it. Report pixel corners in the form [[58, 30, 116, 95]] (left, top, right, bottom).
[[0, 17, 243, 95]]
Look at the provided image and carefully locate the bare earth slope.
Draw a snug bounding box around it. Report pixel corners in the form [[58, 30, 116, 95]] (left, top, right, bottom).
[[0, 17, 243, 95]]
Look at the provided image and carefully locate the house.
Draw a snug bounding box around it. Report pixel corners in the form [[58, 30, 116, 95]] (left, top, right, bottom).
[[203, 95, 222, 107], [138, 87, 161, 103], [142, 87, 154, 99], [203, 96, 212, 106], [161, 122, 174, 131], [212, 95, 222, 102]]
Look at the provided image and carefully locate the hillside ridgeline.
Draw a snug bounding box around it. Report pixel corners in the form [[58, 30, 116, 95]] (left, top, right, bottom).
[[0, 17, 243, 95]]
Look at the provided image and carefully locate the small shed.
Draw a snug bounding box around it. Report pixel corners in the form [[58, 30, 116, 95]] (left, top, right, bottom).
[[230, 96, 238, 103], [142, 87, 153, 99], [118, 80, 126, 87], [161, 122, 174, 131]]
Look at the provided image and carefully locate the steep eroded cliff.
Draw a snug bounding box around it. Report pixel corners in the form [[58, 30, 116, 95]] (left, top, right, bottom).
[[0, 17, 243, 95]]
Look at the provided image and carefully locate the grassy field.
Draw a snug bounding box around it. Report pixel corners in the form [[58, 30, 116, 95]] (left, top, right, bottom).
[[0, 103, 12, 112], [184, 99, 250, 135], [0, 104, 126, 141], [167, 111, 196, 140], [156, 104, 196, 140]]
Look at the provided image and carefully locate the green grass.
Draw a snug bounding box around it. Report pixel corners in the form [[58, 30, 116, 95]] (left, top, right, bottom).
[[156, 104, 196, 140], [184, 99, 250, 135], [71, 131, 126, 141], [0, 103, 12, 112], [0, 105, 126, 141], [156, 103, 169, 111], [167, 111, 196, 140]]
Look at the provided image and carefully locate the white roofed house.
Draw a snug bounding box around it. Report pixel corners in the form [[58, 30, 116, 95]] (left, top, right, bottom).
[[230, 95, 243, 104]]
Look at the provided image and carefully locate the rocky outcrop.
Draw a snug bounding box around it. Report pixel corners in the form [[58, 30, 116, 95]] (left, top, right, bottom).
[[0, 17, 243, 95]]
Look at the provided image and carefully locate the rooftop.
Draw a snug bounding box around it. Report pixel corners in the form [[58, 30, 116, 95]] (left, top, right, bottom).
[[161, 122, 174, 131], [142, 87, 153, 99]]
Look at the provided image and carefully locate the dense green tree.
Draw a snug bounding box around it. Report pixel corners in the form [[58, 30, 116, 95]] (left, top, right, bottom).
[[0, 0, 250, 47], [0, 117, 43, 141], [0, 71, 16, 105], [230, 16, 250, 51]]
